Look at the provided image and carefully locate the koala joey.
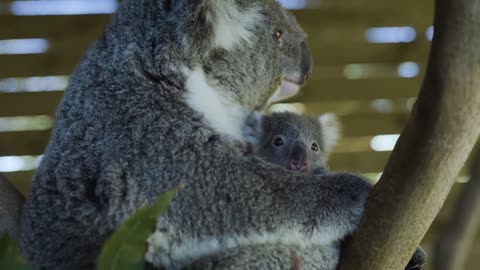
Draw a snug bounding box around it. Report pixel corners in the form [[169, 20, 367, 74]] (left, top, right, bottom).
[[242, 111, 340, 174]]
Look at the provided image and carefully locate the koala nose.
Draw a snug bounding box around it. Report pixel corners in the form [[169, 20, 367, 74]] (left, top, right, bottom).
[[289, 142, 308, 171], [300, 41, 313, 81], [290, 160, 308, 171]]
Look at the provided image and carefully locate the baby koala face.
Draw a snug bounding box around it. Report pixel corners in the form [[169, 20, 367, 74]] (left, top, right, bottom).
[[242, 111, 340, 173]]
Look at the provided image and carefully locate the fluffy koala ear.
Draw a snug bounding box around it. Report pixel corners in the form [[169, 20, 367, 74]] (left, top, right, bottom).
[[196, 0, 262, 50], [242, 111, 264, 147], [317, 113, 341, 153]]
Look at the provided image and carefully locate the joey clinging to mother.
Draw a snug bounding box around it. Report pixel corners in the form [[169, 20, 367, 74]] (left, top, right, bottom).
[[242, 111, 341, 174]]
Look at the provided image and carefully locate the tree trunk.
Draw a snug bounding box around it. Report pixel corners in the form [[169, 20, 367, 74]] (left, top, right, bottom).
[[433, 149, 480, 270], [338, 0, 480, 269]]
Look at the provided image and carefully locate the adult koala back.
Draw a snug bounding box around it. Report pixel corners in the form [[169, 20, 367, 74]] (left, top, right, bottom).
[[20, 0, 370, 269]]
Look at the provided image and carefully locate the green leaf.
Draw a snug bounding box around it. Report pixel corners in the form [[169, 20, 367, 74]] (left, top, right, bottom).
[[0, 236, 31, 270], [97, 186, 181, 270]]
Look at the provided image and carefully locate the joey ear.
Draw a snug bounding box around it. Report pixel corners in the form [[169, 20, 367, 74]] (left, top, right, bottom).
[[242, 111, 264, 147], [317, 113, 341, 153], [195, 0, 262, 50]]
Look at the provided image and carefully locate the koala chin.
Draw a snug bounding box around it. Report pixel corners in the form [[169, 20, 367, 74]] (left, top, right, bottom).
[[19, 1, 423, 270]]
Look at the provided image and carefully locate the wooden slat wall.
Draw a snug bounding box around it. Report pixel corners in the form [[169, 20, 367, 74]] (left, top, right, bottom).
[[0, 92, 63, 117]]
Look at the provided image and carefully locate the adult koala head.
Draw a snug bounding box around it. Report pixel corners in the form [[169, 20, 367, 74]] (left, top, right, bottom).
[[114, 0, 312, 139], [187, 0, 313, 101], [179, 0, 312, 138]]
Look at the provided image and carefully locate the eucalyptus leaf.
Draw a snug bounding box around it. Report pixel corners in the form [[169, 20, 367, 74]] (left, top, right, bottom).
[[97, 186, 181, 270], [0, 237, 31, 270]]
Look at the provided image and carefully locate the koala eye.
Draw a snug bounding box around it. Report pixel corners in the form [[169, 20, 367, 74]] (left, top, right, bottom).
[[274, 30, 283, 41], [273, 137, 284, 146], [311, 143, 319, 152]]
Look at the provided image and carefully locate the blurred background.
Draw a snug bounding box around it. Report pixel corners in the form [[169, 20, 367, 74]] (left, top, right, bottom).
[[0, 0, 478, 269]]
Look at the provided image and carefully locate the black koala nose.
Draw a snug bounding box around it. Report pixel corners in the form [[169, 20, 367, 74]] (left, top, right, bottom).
[[300, 41, 313, 81]]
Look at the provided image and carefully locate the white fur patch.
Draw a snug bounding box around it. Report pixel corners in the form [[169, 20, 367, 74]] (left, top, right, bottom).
[[318, 113, 341, 153], [208, 1, 261, 50], [146, 225, 343, 269], [183, 66, 248, 140]]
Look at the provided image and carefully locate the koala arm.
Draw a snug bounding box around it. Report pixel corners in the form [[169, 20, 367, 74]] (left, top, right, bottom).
[[140, 143, 371, 269], [176, 244, 426, 270], [312, 167, 331, 175], [176, 244, 340, 270]]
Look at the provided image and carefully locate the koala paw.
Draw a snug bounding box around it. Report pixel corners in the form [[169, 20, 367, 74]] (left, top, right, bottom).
[[405, 246, 426, 270]]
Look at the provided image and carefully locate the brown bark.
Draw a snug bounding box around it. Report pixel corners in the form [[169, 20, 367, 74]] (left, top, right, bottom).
[[0, 174, 25, 241], [338, 0, 480, 269], [433, 149, 480, 270]]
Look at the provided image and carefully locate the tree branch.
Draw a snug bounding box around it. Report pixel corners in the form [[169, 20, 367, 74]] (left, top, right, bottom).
[[433, 148, 480, 270], [338, 0, 480, 269], [0, 174, 25, 242]]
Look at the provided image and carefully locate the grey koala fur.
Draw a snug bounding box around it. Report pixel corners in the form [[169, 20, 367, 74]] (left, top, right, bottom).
[[242, 111, 340, 174], [18, 1, 422, 269]]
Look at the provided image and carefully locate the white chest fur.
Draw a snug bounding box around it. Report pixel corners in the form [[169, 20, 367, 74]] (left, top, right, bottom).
[[183, 66, 247, 140]]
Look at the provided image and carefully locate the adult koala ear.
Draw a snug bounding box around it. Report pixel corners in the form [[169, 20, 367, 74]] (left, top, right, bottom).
[[187, 0, 263, 52], [317, 113, 341, 153]]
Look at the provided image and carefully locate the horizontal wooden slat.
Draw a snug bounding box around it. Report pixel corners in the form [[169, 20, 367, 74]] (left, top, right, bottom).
[[340, 113, 409, 136], [0, 6, 434, 39], [330, 151, 389, 172], [0, 77, 421, 116], [3, 170, 34, 194], [312, 42, 430, 65], [0, 91, 63, 117], [0, 14, 110, 40], [336, 136, 475, 174], [334, 137, 373, 153], [294, 3, 433, 28], [302, 0, 433, 12], [302, 99, 413, 115], [1, 0, 432, 12], [0, 42, 430, 78], [0, 53, 83, 78], [331, 151, 471, 175], [295, 77, 422, 102], [0, 130, 51, 156]]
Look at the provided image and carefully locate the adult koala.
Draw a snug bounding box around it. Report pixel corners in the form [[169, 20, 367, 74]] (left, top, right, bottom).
[[19, 1, 419, 270]]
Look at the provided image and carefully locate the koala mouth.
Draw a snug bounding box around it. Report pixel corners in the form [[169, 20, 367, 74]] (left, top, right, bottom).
[[266, 76, 303, 105]]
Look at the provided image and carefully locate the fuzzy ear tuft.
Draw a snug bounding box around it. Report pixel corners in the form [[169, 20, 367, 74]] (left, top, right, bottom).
[[317, 113, 341, 153], [203, 0, 262, 50], [242, 111, 264, 148]]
